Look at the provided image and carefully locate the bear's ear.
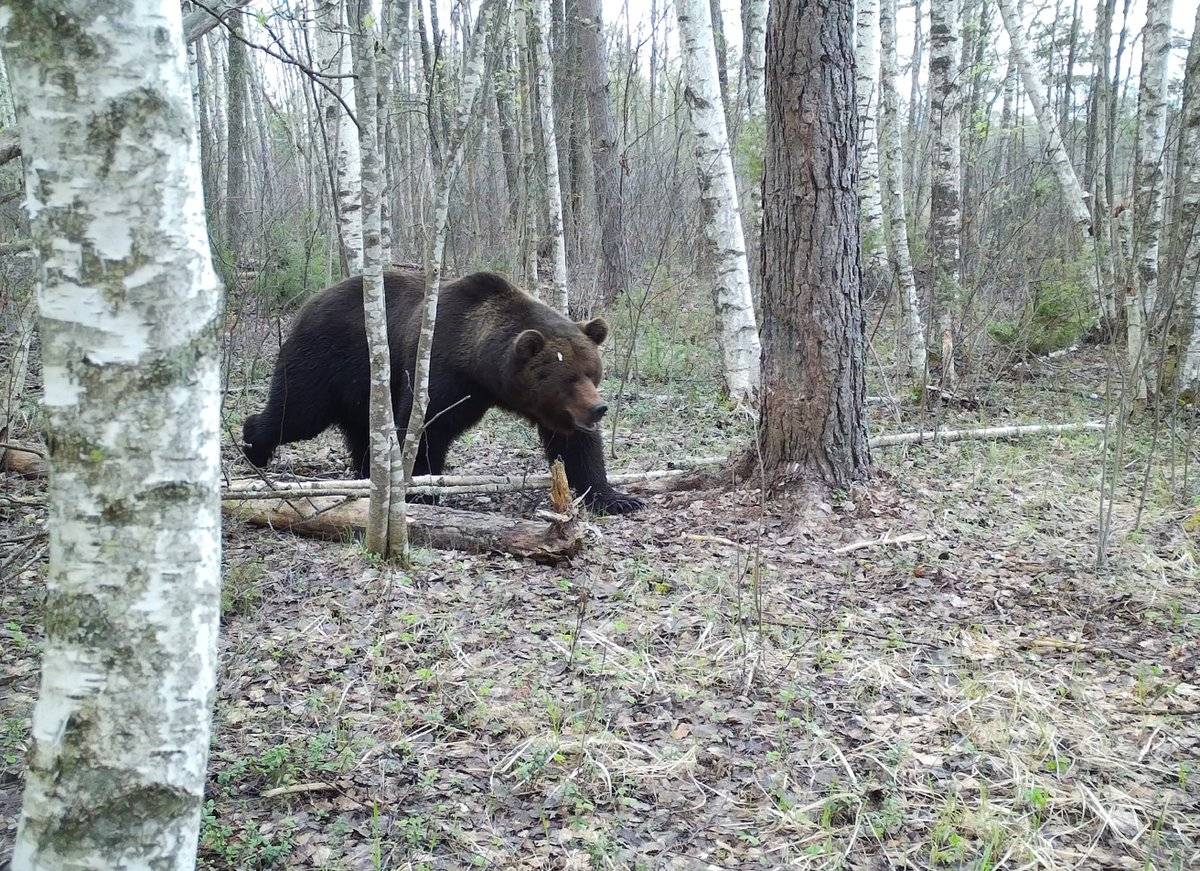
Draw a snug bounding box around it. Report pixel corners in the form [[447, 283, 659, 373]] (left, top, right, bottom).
[[514, 329, 546, 362], [579, 318, 608, 346]]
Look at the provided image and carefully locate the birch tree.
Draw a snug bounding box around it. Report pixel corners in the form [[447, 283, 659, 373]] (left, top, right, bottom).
[[741, 0, 767, 116], [1175, 6, 1200, 389], [856, 0, 888, 283], [4, 1, 223, 866], [676, 0, 762, 407], [350, 4, 396, 554], [758, 0, 869, 485], [316, 0, 363, 275], [1130, 0, 1173, 356], [928, 0, 962, 388], [995, 0, 1109, 320], [393, 0, 497, 559], [880, 0, 928, 377], [531, 0, 570, 312]]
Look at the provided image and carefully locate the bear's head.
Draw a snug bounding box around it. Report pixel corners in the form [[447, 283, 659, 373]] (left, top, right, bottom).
[[512, 317, 610, 434]]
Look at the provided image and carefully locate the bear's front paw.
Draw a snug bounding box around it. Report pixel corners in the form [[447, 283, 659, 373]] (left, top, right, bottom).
[[585, 489, 644, 515]]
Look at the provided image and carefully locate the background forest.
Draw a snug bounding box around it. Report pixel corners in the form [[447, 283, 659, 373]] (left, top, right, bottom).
[[2, 0, 1200, 868]]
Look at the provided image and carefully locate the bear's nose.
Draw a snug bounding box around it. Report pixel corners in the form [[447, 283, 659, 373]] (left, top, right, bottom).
[[588, 404, 608, 424]]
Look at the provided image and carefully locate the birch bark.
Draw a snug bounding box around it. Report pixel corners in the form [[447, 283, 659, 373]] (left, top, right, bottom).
[[4, 2, 222, 866], [350, 3, 396, 554], [676, 0, 762, 407], [856, 0, 888, 282], [880, 0, 928, 376], [1175, 7, 1200, 388], [929, 0, 961, 388]]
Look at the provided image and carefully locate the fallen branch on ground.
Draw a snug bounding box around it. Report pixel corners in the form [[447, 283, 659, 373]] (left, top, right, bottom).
[[833, 532, 929, 555], [868, 421, 1105, 448], [225, 496, 582, 562]]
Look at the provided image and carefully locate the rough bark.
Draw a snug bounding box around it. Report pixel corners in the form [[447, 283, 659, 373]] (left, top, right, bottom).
[[880, 0, 928, 377], [531, 0, 570, 311], [349, 2, 396, 554], [928, 0, 962, 389], [4, 1, 223, 866], [676, 0, 762, 408], [758, 0, 870, 486], [577, 0, 630, 304], [856, 0, 888, 284]]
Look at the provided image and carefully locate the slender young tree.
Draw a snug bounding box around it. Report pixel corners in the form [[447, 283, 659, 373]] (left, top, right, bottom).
[[226, 17, 249, 261], [1129, 0, 1174, 385], [350, 2, 397, 554], [316, 0, 363, 275], [393, 0, 497, 558], [676, 0, 762, 407], [880, 0, 928, 377], [4, 1, 223, 866], [531, 0, 571, 312], [856, 0, 888, 284], [928, 0, 962, 388], [577, 0, 631, 304], [996, 0, 1108, 320], [741, 0, 767, 116], [758, 0, 869, 485], [1175, 6, 1200, 389]]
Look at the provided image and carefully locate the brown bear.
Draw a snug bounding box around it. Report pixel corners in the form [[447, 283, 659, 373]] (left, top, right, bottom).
[[242, 270, 643, 515]]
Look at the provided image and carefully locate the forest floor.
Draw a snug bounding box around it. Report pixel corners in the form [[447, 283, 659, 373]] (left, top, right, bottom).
[[2, 333, 1199, 869]]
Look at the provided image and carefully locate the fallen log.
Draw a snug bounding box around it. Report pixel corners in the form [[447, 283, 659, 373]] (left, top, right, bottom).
[[223, 495, 582, 563], [1, 442, 48, 478], [221, 465, 704, 500], [868, 421, 1105, 448]]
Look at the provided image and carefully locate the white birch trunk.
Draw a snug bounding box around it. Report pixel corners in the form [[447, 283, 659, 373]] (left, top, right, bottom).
[[350, 7, 396, 554], [530, 0, 570, 312], [0, 45, 16, 127], [676, 0, 762, 408], [392, 0, 495, 558], [1176, 5, 1200, 389], [856, 0, 888, 281], [995, 0, 1107, 320], [740, 0, 766, 117], [3, 2, 223, 867], [1132, 0, 1173, 322], [929, 0, 961, 389], [880, 0, 928, 376], [316, 0, 363, 275]]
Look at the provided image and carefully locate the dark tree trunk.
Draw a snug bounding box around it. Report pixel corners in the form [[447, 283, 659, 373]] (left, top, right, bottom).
[[225, 20, 248, 262], [577, 0, 630, 304], [758, 0, 870, 487]]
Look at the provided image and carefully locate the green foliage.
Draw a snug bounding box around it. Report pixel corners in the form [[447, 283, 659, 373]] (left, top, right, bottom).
[[253, 220, 332, 309], [734, 116, 765, 189], [987, 258, 1093, 356]]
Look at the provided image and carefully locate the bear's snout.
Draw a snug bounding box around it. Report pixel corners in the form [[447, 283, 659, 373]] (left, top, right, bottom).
[[587, 404, 608, 425]]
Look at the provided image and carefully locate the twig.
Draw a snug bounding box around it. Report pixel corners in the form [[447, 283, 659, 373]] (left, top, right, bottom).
[[259, 781, 336, 799], [833, 531, 928, 555], [870, 421, 1105, 447]]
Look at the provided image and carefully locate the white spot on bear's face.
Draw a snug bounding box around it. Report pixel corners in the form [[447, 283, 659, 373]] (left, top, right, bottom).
[[556, 352, 564, 362]]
